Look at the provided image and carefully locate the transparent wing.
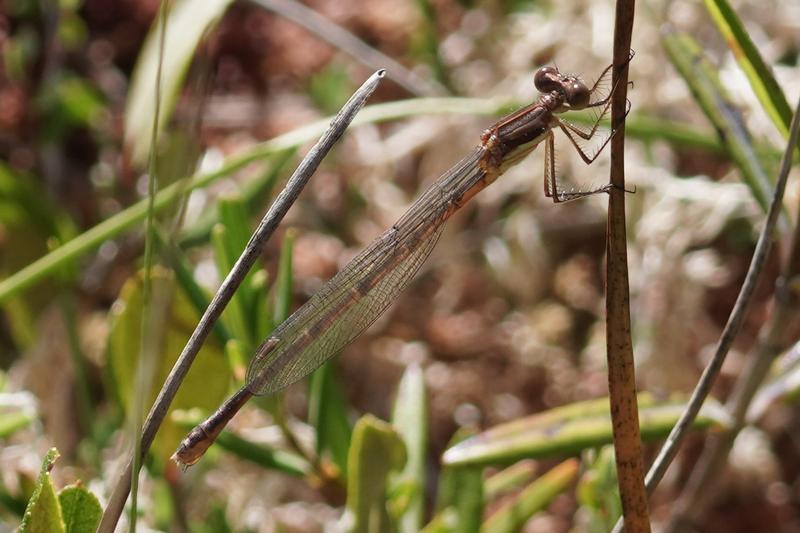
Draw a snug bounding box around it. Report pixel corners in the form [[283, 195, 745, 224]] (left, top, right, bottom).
[[246, 150, 484, 395]]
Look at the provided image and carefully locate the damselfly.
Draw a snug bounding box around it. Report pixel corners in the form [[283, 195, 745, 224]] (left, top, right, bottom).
[[173, 59, 629, 467]]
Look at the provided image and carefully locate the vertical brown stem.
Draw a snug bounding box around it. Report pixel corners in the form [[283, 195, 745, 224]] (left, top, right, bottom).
[[606, 0, 650, 531]]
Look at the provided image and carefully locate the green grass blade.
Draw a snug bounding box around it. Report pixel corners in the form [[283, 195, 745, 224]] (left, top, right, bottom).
[[442, 394, 729, 467], [390, 364, 428, 533], [662, 30, 773, 211], [703, 0, 793, 140], [480, 460, 579, 533], [308, 362, 352, 478], [433, 429, 483, 533], [125, 0, 234, 165]]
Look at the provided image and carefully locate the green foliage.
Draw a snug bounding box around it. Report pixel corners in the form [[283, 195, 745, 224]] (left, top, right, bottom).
[[345, 415, 407, 533], [107, 270, 231, 463], [432, 430, 484, 533], [58, 485, 102, 533], [20, 449, 102, 533], [576, 447, 623, 532], [443, 394, 728, 466], [20, 449, 63, 533], [309, 64, 355, 115], [662, 31, 773, 211], [703, 0, 794, 142], [125, 0, 235, 165], [481, 459, 579, 533], [390, 364, 428, 532], [309, 362, 353, 479]]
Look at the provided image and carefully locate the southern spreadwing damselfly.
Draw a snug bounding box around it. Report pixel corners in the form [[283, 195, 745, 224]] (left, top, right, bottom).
[[173, 58, 630, 467]]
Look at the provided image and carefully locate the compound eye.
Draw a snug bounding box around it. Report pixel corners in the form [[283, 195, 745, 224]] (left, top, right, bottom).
[[564, 80, 590, 109], [534, 66, 561, 93]]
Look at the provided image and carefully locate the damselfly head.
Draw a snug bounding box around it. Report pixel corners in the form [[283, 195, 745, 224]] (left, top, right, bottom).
[[534, 66, 591, 111]]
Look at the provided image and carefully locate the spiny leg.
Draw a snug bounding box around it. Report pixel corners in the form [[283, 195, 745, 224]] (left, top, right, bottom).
[[563, 76, 633, 142], [585, 49, 635, 108], [543, 131, 557, 200], [560, 94, 614, 142], [556, 97, 631, 164], [545, 125, 608, 203]]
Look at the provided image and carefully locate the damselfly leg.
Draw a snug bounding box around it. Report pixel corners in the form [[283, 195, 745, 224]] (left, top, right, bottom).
[[543, 58, 633, 203]]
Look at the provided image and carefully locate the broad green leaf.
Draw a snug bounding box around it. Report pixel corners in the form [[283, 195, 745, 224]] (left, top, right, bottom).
[[443, 394, 729, 467], [125, 0, 234, 164], [662, 31, 773, 211], [480, 459, 579, 532], [308, 362, 352, 479], [214, 430, 309, 475], [345, 415, 407, 533], [108, 269, 230, 463], [703, 0, 793, 141], [58, 485, 101, 533], [390, 363, 427, 533], [20, 448, 64, 533]]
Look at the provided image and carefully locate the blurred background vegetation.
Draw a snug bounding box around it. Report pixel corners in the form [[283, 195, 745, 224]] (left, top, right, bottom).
[[1, 0, 799, 531]]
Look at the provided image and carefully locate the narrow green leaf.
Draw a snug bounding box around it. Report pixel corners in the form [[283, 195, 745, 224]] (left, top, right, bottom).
[[58, 485, 101, 533], [434, 429, 484, 533], [249, 269, 272, 341], [217, 194, 264, 341], [273, 229, 295, 324], [390, 363, 428, 533], [214, 430, 309, 476], [703, 0, 793, 140], [480, 459, 579, 533], [443, 394, 729, 467], [211, 223, 251, 347], [154, 230, 232, 346], [20, 448, 65, 533], [217, 195, 253, 264], [308, 362, 352, 479], [345, 415, 407, 533], [125, 0, 235, 164], [484, 460, 537, 500], [662, 30, 773, 211], [171, 409, 309, 475]]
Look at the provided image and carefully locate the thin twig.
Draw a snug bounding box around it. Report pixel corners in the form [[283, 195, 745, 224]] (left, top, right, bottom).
[[605, 0, 650, 531], [249, 0, 445, 97], [97, 68, 386, 533], [660, 95, 800, 532]]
